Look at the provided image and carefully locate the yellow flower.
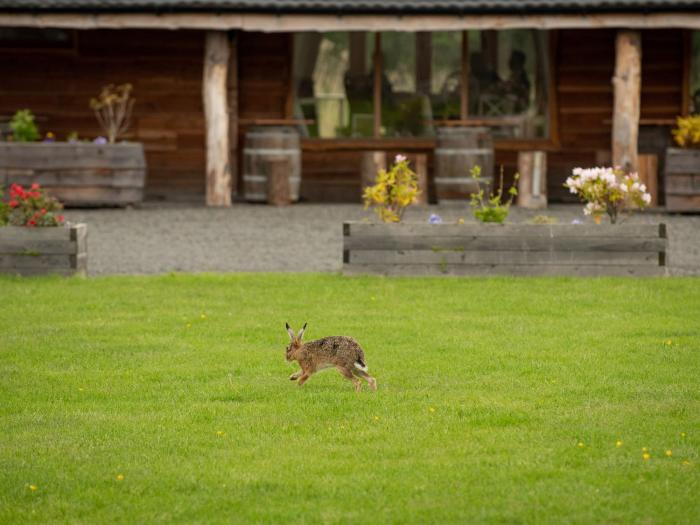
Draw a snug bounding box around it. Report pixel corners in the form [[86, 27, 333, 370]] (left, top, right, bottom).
[[28, 484, 38, 491], [186, 323, 191, 328], [665, 450, 673, 457], [680, 432, 686, 438], [116, 474, 124, 481], [682, 460, 691, 466], [201, 314, 207, 320], [642, 453, 651, 460], [429, 407, 436, 413], [216, 430, 225, 437], [577, 442, 585, 448], [616, 440, 623, 447], [642, 447, 648, 452], [373, 416, 380, 422]]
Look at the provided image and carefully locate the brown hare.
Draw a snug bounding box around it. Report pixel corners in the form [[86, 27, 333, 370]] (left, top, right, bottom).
[[285, 323, 377, 391]]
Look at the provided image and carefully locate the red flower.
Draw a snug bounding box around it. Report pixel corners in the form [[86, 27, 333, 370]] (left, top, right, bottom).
[[31, 183, 40, 190], [41, 208, 47, 214], [27, 219, 36, 227], [57, 215, 64, 223], [29, 191, 40, 199], [9, 200, 18, 208]]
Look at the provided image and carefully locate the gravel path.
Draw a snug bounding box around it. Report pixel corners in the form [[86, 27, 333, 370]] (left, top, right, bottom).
[[63, 204, 700, 276]]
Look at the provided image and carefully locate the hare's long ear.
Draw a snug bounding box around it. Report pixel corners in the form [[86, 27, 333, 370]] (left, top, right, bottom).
[[297, 322, 307, 341], [285, 322, 296, 341]]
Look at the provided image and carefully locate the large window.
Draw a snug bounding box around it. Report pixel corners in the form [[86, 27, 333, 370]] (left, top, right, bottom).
[[690, 32, 700, 114], [293, 30, 550, 140]]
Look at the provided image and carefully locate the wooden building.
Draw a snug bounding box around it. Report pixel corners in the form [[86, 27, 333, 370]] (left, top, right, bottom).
[[1, 0, 700, 205]]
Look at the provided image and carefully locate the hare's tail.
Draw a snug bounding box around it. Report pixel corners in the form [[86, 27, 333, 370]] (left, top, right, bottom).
[[354, 359, 368, 373]]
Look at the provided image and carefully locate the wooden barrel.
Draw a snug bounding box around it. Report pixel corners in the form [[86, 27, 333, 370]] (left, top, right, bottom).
[[434, 127, 493, 201], [243, 126, 301, 203]]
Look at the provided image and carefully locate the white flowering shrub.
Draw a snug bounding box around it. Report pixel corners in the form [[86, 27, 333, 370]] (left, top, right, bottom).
[[565, 167, 652, 224]]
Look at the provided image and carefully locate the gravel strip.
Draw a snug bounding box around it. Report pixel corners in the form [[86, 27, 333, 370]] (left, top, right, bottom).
[[63, 204, 700, 276]]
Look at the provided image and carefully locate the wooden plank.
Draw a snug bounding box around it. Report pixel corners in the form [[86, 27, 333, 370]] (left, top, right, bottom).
[[0, 267, 79, 277], [203, 31, 232, 207], [344, 235, 666, 252], [0, 240, 77, 255], [343, 263, 666, 277], [349, 249, 660, 266], [6, 170, 146, 188], [612, 30, 641, 173], [665, 174, 700, 194], [0, 143, 146, 170], [0, 227, 72, 241], [0, 254, 74, 269], [666, 148, 700, 173], [46, 187, 143, 205], [638, 154, 658, 206], [665, 194, 700, 211], [345, 222, 664, 238]]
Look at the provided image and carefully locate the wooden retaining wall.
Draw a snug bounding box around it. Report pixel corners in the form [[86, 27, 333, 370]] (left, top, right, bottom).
[[0, 143, 146, 207], [0, 224, 87, 276], [343, 222, 667, 276], [665, 148, 700, 212]]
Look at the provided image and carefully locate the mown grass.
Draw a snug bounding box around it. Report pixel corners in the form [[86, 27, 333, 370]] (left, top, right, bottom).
[[0, 273, 699, 524]]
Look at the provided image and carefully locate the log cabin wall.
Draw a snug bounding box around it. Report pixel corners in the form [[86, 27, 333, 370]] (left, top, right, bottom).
[[0, 29, 206, 201]]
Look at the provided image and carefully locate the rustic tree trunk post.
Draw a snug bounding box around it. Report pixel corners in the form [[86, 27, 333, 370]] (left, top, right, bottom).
[[361, 151, 386, 196], [612, 30, 641, 173], [203, 31, 231, 206], [228, 31, 239, 198], [410, 153, 429, 205], [517, 151, 548, 209]]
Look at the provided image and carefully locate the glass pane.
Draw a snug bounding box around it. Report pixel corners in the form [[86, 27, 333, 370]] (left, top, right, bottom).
[[468, 29, 549, 139], [292, 32, 374, 138], [380, 32, 461, 136], [690, 32, 700, 113]]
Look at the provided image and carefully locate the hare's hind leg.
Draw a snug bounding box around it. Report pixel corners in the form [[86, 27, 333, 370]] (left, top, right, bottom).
[[336, 366, 362, 392], [353, 368, 377, 391]]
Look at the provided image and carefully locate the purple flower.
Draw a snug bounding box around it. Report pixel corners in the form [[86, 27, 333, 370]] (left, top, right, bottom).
[[428, 214, 443, 224], [571, 219, 583, 225], [93, 136, 108, 145]]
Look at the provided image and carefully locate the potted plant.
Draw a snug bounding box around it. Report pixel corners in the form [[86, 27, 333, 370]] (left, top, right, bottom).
[[0, 84, 146, 207], [0, 183, 87, 276], [343, 161, 666, 277], [666, 115, 700, 211]]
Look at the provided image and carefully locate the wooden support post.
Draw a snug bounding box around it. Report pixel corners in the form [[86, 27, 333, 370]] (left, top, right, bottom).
[[411, 153, 429, 205], [638, 153, 658, 207], [517, 151, 548, 209], [460, 31, 469, 121], [228, 31, 239, 197], [361, 151, 386, 196], [373, 33, 382, 138], [612, 30, 641, 173], [415, 33, 432, 95], [203, 31, 231, 206]]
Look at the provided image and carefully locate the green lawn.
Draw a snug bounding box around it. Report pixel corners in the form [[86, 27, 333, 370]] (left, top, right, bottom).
[[1, 274, 699, 524]]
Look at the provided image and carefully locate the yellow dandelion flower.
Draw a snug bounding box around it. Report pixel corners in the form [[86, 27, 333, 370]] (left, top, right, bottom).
[[680, 432, 686, 438], [682, 460, 691, 466], [78, 387, 84, 392], [216, 430, 225, 437], [186, 323, 191, 328], [642, 453, 651, 460], [429, 407, 436, 413], [616, 440, 623, 447], [116, 474, 124, 481], [665, 450, 672, 457], [373, 416, 380, 422], [28, 484, 38, 491], [642, 447, 648, 452], [201, 314, 207, 320], [577, 442, 585, 448]]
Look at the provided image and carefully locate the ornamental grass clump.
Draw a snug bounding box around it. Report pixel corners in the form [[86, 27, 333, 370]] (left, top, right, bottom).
[[671, 114, 700, 148], [4, 183, 64, 227], [363, 154, 420, 223], [565, 167, 651, 224], [469, 165, 519, 224], [90, 83, 135, 144]]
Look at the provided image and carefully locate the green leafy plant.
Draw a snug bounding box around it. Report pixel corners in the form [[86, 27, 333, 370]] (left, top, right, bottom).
[[363, 154, 420, 223], [9, 109, 40, 142], [469, 166, 519, 224], [530, 214, 558, 224], [5, 183, 64, 227], [671, 114, 700, 148], [0, 189, 8, 226]]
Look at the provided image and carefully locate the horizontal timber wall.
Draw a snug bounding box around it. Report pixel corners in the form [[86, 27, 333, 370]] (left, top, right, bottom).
[[343, 222, 668, 277]]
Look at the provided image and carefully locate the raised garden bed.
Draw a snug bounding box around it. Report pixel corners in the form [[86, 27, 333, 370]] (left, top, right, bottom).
[[343, 222, 667, 277], [0, 223, 87, 276], [665, 148, 700, 212], [0, 143, 146, 207]]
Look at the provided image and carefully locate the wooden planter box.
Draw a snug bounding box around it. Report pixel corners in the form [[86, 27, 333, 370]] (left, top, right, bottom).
[[0, 143, 146, 207], [0, 224, 87, 276], [343, 222, 667, 277], [665, 148, 700, 212]]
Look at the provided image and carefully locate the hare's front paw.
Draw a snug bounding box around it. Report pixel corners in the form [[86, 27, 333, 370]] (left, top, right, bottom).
[[289, 371, 302, 381]]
